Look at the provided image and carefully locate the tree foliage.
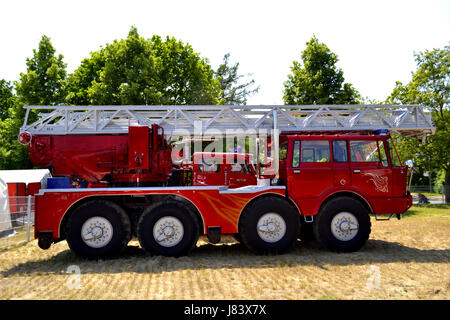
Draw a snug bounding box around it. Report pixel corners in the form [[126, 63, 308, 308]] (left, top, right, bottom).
[[0, 80, 16, 121], [1, 35, 66, 169], [283, 35, 360, 105], [388, 45, 449, 117], [15, 35, 67, 106], [65, 49, 106, 105], [215, 53, 259, 105], [387, 44, 450, 201], [0, 80, 31, 169], [66, 27, 221, 105]]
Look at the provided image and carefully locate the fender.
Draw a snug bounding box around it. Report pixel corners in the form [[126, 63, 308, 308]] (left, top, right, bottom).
[[57, 193, 206, 238], [287, 194, 304, 216], [313, 187, 374, 215], [54, 186, 287, 238]]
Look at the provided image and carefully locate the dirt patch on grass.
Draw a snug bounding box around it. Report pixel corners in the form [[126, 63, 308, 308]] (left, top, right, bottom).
[[0, 207, 449, 300]]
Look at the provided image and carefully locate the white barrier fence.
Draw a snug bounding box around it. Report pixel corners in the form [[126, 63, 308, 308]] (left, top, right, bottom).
[[0, 196, 35, 249]]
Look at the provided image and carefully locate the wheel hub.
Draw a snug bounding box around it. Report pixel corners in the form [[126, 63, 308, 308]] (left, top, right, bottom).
[[339, 221, 358, 232], [257, 213, 286, 243], [91, 226, 104, 238], [81, 216, 114, 248], [161, 226, 175, 237], [331, 212, 359, 241], [153, 216, 184, 247]]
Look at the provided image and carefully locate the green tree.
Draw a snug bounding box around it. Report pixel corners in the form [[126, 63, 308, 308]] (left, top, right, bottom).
[[0, 80, 16, 121], [0, 81, 31, 169], [65, 49, 106, 105], [387, 44, 450, 202], [215, 53, 259, 105], [283, 35, 360, 105], [66, 27, 221, 105], [15, 35, 67, 105], [389, 45, 449, 117], [0, 35, 66, 169]]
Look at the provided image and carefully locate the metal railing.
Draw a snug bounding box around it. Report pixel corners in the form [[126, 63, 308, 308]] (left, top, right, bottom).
[[0, 196, 35, 249]]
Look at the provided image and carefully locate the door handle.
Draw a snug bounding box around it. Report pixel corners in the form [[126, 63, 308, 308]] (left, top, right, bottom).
[[293, 169, 301, 174], [353, 169, 360, 173]]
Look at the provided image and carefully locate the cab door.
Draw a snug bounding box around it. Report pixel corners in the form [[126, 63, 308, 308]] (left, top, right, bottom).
[[386, 137, 408, 197], [332, 140, 351, 188], [349, 139, 392, 197], [287, 139, 334, 214]]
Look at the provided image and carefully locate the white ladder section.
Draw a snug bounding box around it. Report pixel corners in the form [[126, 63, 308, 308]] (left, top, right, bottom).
[[20, 104, 435, 137]]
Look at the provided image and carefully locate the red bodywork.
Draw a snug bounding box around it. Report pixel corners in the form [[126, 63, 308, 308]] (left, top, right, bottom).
[[29, 131, 412, 243], [34, 186, 286, 238], [27, 124, 172, 186]]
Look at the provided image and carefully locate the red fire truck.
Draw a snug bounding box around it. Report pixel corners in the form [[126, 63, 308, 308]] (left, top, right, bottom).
[[18, 105, 434, 258]]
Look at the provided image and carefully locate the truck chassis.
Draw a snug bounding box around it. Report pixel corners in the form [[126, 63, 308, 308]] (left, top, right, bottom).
[[36, 185, 292, 257]]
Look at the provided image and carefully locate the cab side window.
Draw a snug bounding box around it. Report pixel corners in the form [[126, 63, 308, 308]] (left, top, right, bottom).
[[279, 141, 288, 160], [292, 140, 300, 167], [350, 140, 387, 163], [350, 141, 377, 162], [377, 141, 389, 167], [387, 138, 402, 167], [301, 141, 330, 163], [333, 140, 348, 163]]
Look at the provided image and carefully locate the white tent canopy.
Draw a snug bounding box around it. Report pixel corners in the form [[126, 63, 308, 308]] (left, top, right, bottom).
[[0, 177, 13, 237], [0, 169, 50, 188]]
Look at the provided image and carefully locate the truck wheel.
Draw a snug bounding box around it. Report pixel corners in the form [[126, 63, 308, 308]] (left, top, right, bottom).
[[137, 201, 199, 257], [66, 200, 131, 259], [313, 197, 371, 252], [239, 197, 299, 254]]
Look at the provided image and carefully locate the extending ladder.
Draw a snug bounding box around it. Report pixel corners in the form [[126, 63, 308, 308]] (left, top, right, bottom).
[[20, 104, 435, 138]]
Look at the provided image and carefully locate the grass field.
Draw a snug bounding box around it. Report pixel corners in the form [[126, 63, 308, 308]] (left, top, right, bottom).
[[0, 204, 449, 300]]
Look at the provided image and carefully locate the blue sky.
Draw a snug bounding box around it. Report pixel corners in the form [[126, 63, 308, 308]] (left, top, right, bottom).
[[1, 0, 449, 104]]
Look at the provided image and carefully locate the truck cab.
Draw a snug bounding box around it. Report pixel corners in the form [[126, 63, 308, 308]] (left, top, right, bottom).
[[280, 134, 412, 217]]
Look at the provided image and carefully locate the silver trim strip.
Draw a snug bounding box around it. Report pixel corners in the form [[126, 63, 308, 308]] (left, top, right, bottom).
[[219, 186, 285, 194], [38, 185, 285, 196]]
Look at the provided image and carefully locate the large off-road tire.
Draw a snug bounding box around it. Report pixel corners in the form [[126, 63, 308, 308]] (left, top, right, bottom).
[[313, 196, 371, 252], [66, 200, 131, 259], [239, 196, 300, 254], [137, 201, 200, 257]]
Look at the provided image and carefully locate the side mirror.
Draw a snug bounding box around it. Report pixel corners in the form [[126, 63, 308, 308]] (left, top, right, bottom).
[[405, 159, 414, 168], [405, 159, 414, 192]]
